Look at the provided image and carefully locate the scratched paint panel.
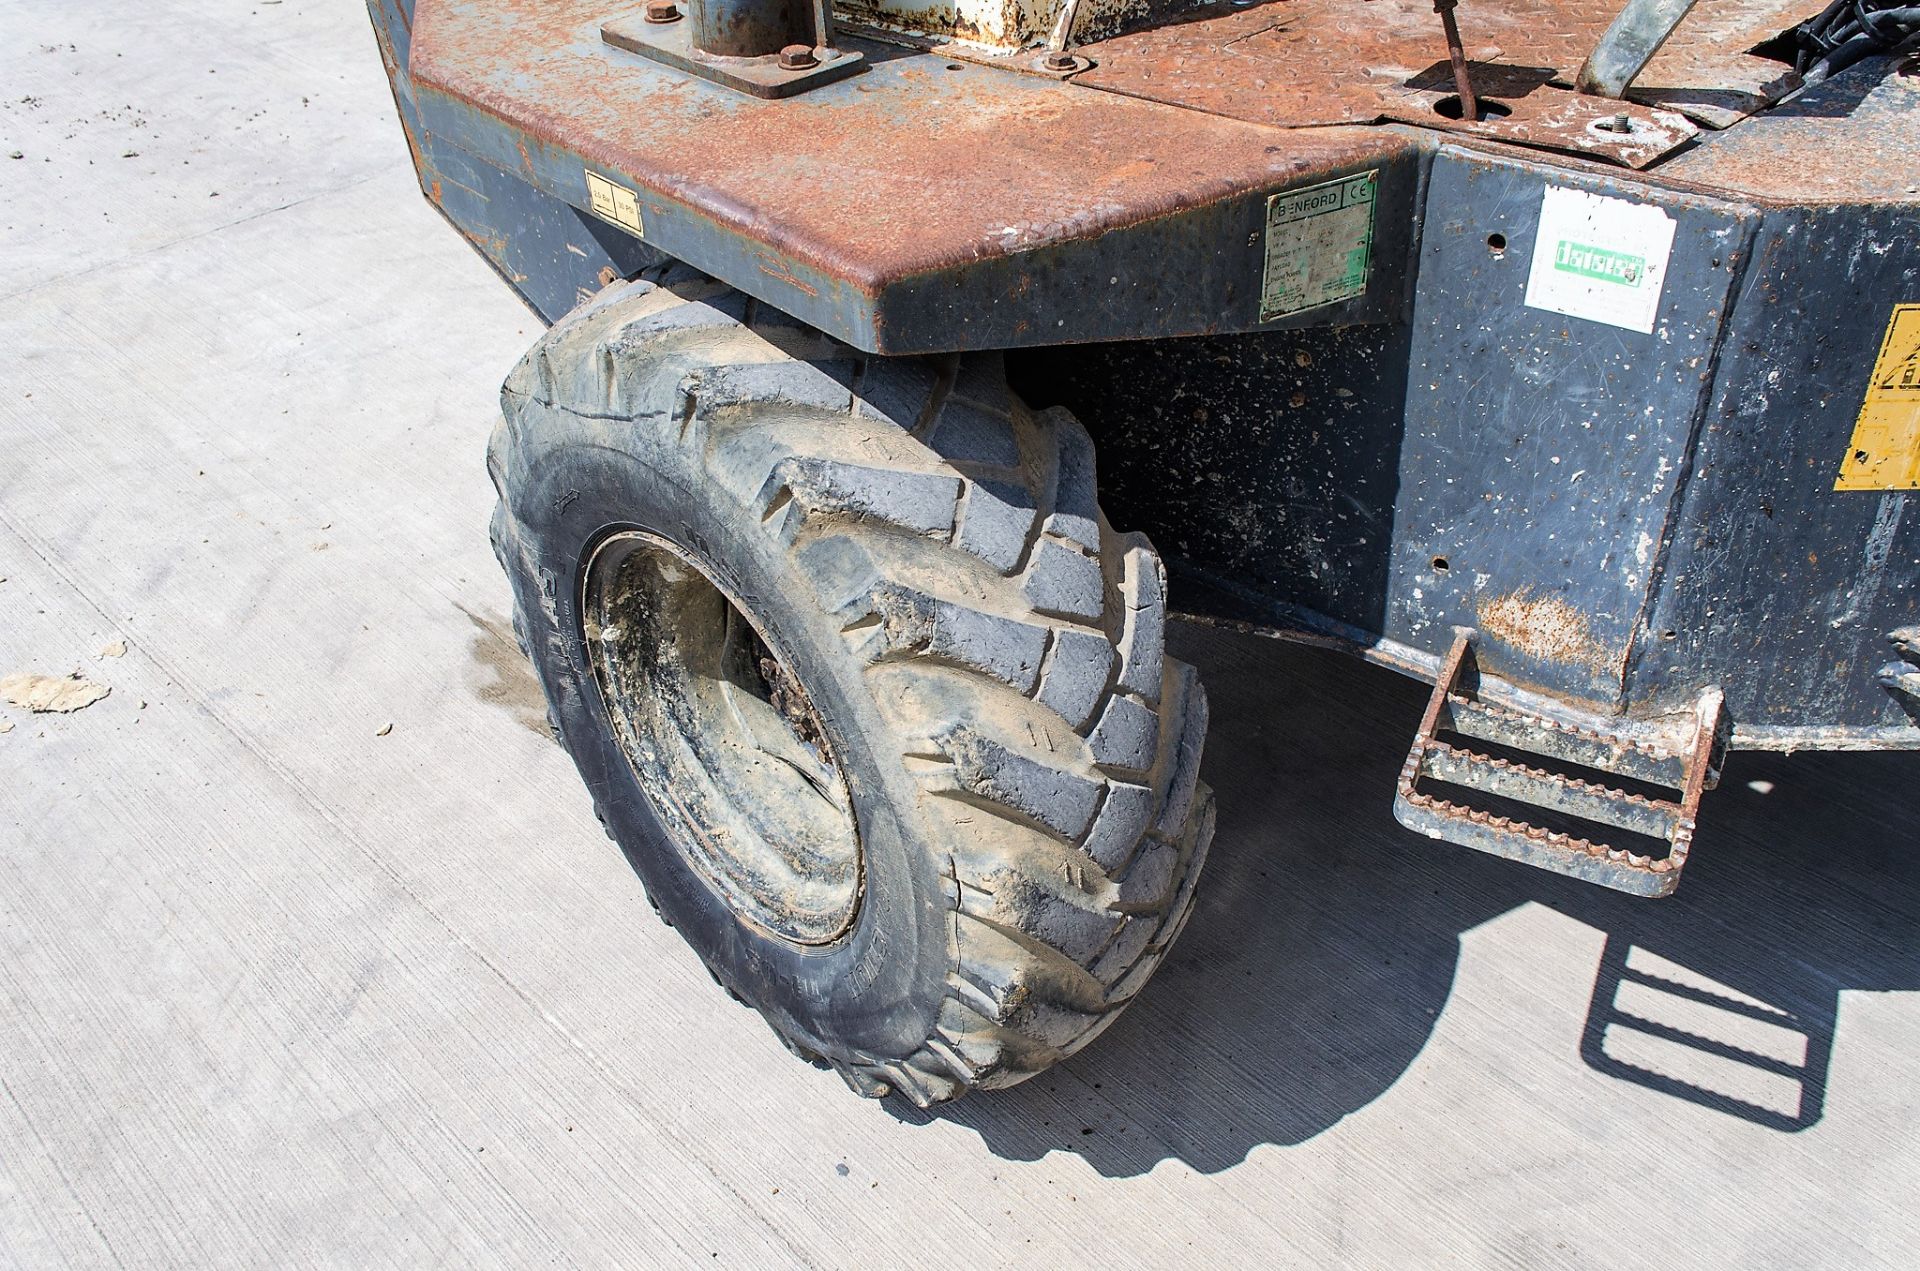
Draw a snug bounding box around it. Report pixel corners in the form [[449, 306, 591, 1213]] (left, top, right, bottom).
[[1387, 149, 1755, 709], [1629, 205, 1920, 735]]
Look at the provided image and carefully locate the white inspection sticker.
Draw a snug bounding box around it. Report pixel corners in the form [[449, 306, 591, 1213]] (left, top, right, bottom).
[[1523, 185, 1676, 335]]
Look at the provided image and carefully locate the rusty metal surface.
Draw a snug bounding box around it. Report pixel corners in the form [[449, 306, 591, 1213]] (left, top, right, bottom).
[[600, 11, 867, 97], [406, 0, 1417, 350], [1662, 53, 1920, 202], [1074, 0, 1826, 140], [683, 0, 813, 56], [1393, 632, 1727, 897]]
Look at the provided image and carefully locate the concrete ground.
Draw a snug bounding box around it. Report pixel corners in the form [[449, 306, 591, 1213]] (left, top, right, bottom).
[[2, 2, 1917, 1267]]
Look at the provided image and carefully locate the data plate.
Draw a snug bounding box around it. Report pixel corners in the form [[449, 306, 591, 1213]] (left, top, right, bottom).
[[1259, 170, 1376, 322], [584, 169, 646, 235]]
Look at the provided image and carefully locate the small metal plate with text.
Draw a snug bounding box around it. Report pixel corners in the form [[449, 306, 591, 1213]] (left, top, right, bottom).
[[1260, 170, 1376, 322]]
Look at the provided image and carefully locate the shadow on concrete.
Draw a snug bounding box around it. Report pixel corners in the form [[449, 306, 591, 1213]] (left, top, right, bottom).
[[903, 624, 1920, 1174]]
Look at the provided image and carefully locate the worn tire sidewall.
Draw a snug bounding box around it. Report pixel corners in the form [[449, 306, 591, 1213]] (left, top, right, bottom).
[[499, 405, 950, 1063]]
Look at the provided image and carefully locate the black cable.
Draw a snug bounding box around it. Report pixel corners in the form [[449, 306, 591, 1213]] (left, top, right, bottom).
[[1791, 0, 1920, 74]]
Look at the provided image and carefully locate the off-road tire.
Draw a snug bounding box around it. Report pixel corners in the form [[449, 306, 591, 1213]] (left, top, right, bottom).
[[487, 271, 1214, 1105]]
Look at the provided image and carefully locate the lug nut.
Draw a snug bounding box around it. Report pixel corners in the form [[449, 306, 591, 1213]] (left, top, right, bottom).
[[643, 0, 681, 20], [778, 43, 818, 70]]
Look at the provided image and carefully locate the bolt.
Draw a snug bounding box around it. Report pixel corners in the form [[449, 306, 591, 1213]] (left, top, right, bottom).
[[642, 0, 680, 21], [778, 43, 817, 70], [1042, 50, 1077, 72], [1611, 112, 1632, 133]]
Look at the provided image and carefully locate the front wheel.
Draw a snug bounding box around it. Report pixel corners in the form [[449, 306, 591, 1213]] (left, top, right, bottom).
[[487, 273, 1213, 1105]]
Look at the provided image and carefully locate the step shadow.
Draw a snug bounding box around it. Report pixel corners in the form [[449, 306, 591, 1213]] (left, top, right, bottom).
[[900, 624, 1920, 1175]]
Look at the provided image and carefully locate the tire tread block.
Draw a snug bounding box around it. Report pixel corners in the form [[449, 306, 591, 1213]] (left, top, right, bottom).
[[490, 277, 1217, 1107]]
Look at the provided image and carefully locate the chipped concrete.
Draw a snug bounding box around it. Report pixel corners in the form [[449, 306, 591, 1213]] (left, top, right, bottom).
[[1, 671, 111, 713]]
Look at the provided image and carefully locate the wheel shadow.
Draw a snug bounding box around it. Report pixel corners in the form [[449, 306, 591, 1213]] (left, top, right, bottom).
[[898, 624, 1920, 1175]]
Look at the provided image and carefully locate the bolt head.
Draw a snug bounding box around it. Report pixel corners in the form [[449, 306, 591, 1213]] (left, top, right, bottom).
[[778, 43, 818, 70], [642, 0, 680, 21], [1042, 50, 1077, 71]]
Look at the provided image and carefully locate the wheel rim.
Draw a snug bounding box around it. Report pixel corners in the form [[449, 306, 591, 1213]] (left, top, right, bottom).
[[581, 529, 862, 946]]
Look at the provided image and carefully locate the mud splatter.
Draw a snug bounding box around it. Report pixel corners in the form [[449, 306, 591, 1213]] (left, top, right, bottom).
[[458, 604, 554, 739]]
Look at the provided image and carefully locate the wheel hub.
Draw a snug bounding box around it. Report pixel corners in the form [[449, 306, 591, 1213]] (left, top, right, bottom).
[[581, 529, 861, 945]]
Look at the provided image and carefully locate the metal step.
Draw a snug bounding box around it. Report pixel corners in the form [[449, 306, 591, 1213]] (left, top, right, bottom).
[[1393, 632, 1725, 897]]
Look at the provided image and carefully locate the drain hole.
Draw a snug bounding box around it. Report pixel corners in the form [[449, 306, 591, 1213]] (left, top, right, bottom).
[[1433, 95, 1513, 121], [1487, 233, 1507, 255]]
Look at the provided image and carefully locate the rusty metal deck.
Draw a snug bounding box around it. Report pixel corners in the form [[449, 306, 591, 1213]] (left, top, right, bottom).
[[1072, 0, 1823, 134], [405, 0, 1417, 350], [397, 0, 1910, 353]]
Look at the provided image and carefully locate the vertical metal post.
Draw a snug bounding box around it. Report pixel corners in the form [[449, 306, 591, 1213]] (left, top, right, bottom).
[[810, 0, 833, 53], [1044, 0, 1088, 69], [688, 0, 813, 58], [1433, 0, 1479, 120]]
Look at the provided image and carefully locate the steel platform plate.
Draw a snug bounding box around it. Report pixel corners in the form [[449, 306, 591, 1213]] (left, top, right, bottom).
[[406, 0, 1418, 352], [1073, 0, 1827, 133]]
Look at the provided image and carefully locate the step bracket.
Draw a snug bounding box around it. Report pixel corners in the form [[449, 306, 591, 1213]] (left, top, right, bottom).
[[1393, 631, 1725, 897]]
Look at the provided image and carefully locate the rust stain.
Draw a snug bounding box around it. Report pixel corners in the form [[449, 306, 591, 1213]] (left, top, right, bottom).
[[1104, 158, 1160, 184], [1478, 589, 1607, 671], [461, 226, 510, 255], [1078, 4, 1701, 169], [756, 256, 821, 297], [405, 0, 1402, 290]]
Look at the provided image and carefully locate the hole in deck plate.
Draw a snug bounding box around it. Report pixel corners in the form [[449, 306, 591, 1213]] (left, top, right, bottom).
[[945, 62, 965, 70], [1486, 233, 1507, 255], [1431, 555, 1452, 573], [1433, 94, 1513, 121], [1745, 29, 1801, 66]]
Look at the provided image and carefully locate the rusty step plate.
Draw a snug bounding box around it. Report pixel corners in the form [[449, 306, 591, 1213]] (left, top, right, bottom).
[[1393, 631, 1726, 897]]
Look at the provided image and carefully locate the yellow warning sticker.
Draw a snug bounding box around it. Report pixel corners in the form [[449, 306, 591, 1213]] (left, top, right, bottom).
[[1837, 304, 1920, 491], [584, 169, 645, 237]]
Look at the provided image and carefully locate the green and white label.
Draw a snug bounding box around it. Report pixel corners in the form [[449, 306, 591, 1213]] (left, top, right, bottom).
[[1260, 170, 1376, 322], [1553, 241, 1646, 286], [1524, 185, 1674, 334]]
